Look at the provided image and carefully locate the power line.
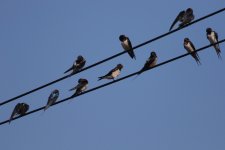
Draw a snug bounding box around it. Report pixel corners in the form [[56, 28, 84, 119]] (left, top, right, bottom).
[[0, 8, 224, 107], [1, 39, 224, 126]]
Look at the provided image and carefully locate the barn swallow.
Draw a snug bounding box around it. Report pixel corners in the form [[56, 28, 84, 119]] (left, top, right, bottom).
[[69, 78, 88, 97], [98, 64, 123, 81], [64, 55, 86, 75], [206, 28, 221, 59], [138, 51, 158, 75], [119, 35, 136, 59], [183, 38, 201, 65], [169, 8, 194, 31], [9, 103, 29, 124], [44, 89, 59, 111]]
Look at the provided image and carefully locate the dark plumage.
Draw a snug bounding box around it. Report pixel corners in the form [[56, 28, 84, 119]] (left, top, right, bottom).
[[138, 51, 157, 75], [169, 8, 194, 31], [206, 28, 221, 59], [69, 78, 88, 97], [9, 103, 29, 124], [119, 35, 136, 59], [64, 55, 86, 75], [183, 38, 201, 65], [98, 64, 123, 81], [44, 89, 59, 111]]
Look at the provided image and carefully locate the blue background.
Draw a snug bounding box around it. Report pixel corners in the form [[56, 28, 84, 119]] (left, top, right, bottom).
[[0, 1, 225, 150]]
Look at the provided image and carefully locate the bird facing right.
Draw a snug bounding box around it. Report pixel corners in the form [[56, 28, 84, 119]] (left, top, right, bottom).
[[169, 8, 194, 31], [64, 55, 86, 75], [138, 51, 158, 75], [98, 64, 123, 81], [9, 103, 29, 124], [69, 78, 88, 98]]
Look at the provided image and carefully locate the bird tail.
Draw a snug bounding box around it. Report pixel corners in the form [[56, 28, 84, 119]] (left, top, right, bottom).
[[69, 86, 77, 91], [193, 53, 201, 65], [64, 66, 73, 74], [98, 76, 104, 81], [70, 91, 79, 99], [8, 108, 17, 124], [44, 105, 50, 111], [215, 46, 222, 59], [8, 115, 13, 124], [128, 50, 136, 60]]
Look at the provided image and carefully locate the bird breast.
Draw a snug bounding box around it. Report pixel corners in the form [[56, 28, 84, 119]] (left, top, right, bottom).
[[122, 40, 130, 51], [185, 42, 194, 52], [149, 58, 157, 67], [81, 84, 88, 92], [208, 32, 217, 43], [112, 69, 120, 78]]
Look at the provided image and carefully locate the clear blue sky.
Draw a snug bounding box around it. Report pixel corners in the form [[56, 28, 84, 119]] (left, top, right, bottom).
[[0, 1, 225, 150]]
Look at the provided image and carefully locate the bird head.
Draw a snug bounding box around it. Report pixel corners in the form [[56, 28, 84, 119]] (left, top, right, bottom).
[[186, 8, 193, 14], [78, 78, 88, 84], [119, 35, 126, 42], [184, 38, 190, 43], [150, 51, 157, 58], [117, 64, 123, 70], [51, 89, 59, 98], [206, 28, 212, 34], [77, 55, 84, 61]]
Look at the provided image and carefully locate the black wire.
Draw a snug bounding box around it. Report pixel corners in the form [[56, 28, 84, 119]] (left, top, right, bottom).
[[1, 39, 224, 126], [0, 8, 224, 106]]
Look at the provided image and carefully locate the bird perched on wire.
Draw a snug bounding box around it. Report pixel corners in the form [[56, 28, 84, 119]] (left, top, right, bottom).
[[137, 51, 158, 75], [169, 8, 194, 31], [44, 89, 59, 111], [206, 28, 221, 59], [98, 64, 123, 81], [183, 38, 201, 65], [119, 35, 136, 59], [64, 55, 86, 75], [9, 103, 29, 124], [69, 78, 88, 98]]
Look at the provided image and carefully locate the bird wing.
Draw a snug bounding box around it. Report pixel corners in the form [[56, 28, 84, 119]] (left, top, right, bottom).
[[64, 65, 73, 74], [189, 41, 196, 51], [9, 104, 20, 124], [69, 85, 79, 91], [126, 38, 136, 59], [214, 31, 219, 41], [169, 11, 185, 31]]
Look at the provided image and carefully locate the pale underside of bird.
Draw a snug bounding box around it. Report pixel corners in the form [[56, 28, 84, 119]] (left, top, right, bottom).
[[69, 79, 88, 98], [119, 35, 136, 59], [138, 52, 158, 75], [183, 38, 201, 65], [206, 28, 221, 59], [44, 89, 59, 111], [98, 64, 123, 81], [64, 55, 86, 75]]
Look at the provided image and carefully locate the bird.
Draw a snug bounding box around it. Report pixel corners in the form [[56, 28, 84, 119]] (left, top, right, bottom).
[[119, 35, 136, 59], [44, 89, 59, 111], [9, 103, 29, 124], [69, 78, 88, 97], [169, 8, 194, 31], [206, 28, 221, 59], [137, 51, 158, 75], [64, 55, 86, 75], [98, 64, 123, 81], [183, 38, 201, 65]]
